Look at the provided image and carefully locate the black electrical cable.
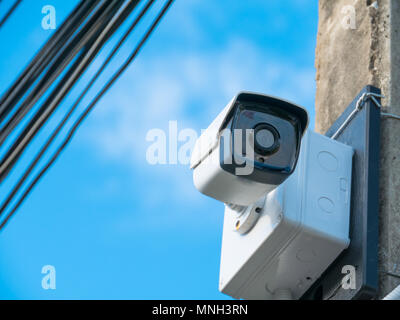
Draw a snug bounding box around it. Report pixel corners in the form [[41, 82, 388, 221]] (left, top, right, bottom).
[[0, 0, 22, 29], [0, 0, 153, 221], [0, 0, 134, 182], [0, 0, 115, 140], [0, 0, 100, 123], [0, 0, 99, 120], [0, 0, 123, 147], [0, 0, 136, 168], [0, 0, 174, 231], [0, 1, 123, 182]]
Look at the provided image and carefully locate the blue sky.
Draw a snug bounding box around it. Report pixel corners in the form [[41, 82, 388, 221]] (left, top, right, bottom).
[[0, 0, 318, 299]]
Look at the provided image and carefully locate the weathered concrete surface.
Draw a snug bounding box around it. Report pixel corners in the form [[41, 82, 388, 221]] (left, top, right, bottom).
[[380, 0, 400, 299], [315, 0, 390, 133], [316, 0, 400, 298]]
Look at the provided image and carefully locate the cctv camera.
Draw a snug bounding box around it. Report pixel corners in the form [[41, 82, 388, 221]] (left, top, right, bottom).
[[191, 91, 354, 300], [190, 92, 308, 207]]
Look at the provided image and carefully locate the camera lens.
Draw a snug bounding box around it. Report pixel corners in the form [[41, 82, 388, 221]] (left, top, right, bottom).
[[253, 124, 280, 156], [256, 129, 275, 149]]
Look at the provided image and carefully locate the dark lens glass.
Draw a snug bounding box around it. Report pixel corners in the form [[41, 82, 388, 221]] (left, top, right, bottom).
[[256, 129, 274, 148], [254, 124, 280, 155], [233, 102, 300, 172]]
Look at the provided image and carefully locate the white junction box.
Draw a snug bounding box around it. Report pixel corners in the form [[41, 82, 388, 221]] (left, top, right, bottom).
[[219, 130, 354, 300]]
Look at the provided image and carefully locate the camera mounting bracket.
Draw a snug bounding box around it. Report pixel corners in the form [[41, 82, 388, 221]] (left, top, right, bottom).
[[301, 85, 381, 300]]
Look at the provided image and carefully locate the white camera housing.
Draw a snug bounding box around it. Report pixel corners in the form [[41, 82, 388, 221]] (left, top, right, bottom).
[[190, 92, 354, 300], [219, 130, 353, 299], [190, 92, 308, 207]]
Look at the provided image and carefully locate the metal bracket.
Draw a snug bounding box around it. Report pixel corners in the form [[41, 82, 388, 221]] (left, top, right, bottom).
[[381, 112, 400, 121], [301, 85, 381, 300], [331, 92, 384, 139]]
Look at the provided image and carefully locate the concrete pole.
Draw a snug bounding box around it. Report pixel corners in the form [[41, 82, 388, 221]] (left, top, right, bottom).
[[315, 0, 400, 298]]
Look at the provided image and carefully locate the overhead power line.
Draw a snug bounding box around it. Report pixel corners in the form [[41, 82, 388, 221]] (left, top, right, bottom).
[[0, 0, 124, 149], [0, 0, 155, 225], [0, 0, 132, 181], [0, 0, 22, 30], [0, 0, 174, 230], [0, 0, 100, 123]]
